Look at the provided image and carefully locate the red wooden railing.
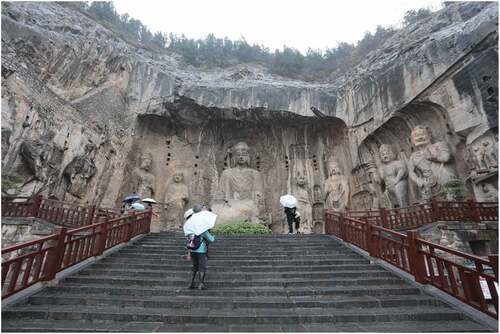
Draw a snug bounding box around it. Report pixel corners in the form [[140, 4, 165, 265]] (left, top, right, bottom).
[[2, 195, 123, 228], [1, 210, 152, 299], [347, 199, 498, 231], [325, 209, 499, 318]]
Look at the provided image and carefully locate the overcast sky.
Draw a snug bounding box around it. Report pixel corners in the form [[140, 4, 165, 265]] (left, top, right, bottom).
[[114, 0, 444, 53]]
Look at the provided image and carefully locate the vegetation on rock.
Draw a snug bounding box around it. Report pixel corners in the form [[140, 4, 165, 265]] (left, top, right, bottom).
[[1, 173, 23, 194], [211, 221, 272, 236], [63, 1, 436, 81], [438, 177, 467, 201]]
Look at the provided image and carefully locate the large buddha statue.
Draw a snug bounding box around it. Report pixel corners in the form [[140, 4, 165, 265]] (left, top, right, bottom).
[[131, 152, 155, 198], [214, 142, 265, 224], [324, 159, 350, 212], [408, 126, 456, 201]]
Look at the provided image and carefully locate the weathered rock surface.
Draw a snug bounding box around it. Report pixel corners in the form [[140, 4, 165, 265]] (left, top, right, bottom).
[[1, 2, 498, 232]]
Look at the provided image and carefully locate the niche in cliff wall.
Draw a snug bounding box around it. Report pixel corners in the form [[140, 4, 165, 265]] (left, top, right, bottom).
[[353, 101, 465, 209], [119, 107, 350, 233]]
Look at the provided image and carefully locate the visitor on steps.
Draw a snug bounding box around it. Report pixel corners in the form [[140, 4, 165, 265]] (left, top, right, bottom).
[[183, 205, 216, 290], [284, 207, 300, 234]]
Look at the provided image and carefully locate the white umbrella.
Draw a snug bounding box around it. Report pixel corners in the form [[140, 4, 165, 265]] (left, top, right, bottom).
[[183, 211, 217, 236], [184, 208, 194, 220], [280, 194, 297, 208], [130, 202, 146, 211], [141, 198, 157, 204]]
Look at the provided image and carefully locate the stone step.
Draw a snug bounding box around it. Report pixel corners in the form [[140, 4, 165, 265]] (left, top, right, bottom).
[[27, 293, 444, 310], [90, 262, 379, 272], [2, 304, 467, 325], [101, 256, 369, 266], [44, 283, 423, 298], [64, 275, 404, 288], [1, 319, 490, 333], [77, 268, 394, 280], [125, 246, 349, 254], [114, 251, 361, 259]]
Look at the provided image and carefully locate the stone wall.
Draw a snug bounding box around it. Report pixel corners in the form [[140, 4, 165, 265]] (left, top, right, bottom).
[[1, 2, 498, 233]]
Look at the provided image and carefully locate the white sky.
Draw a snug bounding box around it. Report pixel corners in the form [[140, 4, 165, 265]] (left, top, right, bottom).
[[113, 0, 444, 53]]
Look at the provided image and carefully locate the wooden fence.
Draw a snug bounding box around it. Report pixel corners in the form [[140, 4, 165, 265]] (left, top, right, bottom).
[[325, 209, 499, 318], [1, 195, 151, 299], [347, 199, 498, 231]]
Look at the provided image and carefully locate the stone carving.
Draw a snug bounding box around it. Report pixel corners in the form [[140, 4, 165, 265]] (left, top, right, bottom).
[[62, 143, 97, 199], [2, 127, 12, 162], [164, 171, 189, 231], [294, 172, 313, 233], [19, 132, 55, 181], [475, 182, 498, 202], [408, 126, 456, 201], [131, 152, 155, 198], [214, 142, 265, 224], [313, 185, 322, 203], [324, 159, 349, 212], [378, 144, 409, 208], [468, 139, 498, 172], [219, 142, 264, 203]]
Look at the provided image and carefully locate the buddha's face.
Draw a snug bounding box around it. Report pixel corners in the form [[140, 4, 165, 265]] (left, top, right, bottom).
[[328, 162, 341, 176], [173, 173, 183, 183], [296, 174, 306, 186], [380, 146, 395, 163], [139, 154, 152, 171], [234, 144, 250, 166], [411, 128, 431, 148]]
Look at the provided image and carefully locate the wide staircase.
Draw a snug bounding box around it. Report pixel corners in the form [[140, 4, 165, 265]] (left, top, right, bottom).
[[2, 233, 492, 332]]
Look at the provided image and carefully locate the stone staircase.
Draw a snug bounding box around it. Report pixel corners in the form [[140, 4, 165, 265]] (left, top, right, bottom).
[[2, 233, 492, 332]]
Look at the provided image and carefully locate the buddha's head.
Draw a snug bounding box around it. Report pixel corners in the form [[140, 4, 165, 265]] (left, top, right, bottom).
[[380, 144, 396, 163], [411, 126, 432, 149], [233, 142, 251, 166], [139, 152, 153, 172]]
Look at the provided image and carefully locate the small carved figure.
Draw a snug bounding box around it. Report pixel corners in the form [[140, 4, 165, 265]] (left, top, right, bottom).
[[294, 172, 313, 233], [408, 126, 456, 201], [378, 144, 409, 208], [313, 185, 322, 203], [62, 143, 97, 198], [131, 152, 155, 198], [483, 140, 498, 170], [164, 171, 189, 230], [324, 159, 349, 212], [469, 144, 488, 171]]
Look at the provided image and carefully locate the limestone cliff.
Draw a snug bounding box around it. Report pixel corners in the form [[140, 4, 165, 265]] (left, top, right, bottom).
[[1, 2, 498, 232]]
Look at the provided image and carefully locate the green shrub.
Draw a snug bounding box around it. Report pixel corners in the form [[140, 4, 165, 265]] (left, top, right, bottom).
[[1, 173, 23, 194], [211, 221, 272, 236], [438, 176, 466, 201]]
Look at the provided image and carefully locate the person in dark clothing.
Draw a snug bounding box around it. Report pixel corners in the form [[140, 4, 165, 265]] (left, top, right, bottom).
[[284, 207, 300, 234]]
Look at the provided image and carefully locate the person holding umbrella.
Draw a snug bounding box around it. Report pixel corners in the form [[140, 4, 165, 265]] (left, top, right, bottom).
[[280, 194, 300, 234], [183, 205, 216, 290]]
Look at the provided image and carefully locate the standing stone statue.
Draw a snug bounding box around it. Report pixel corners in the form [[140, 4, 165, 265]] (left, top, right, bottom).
[[408, 126, 456, 201], [62, 143, 98, 199], [378, 144, 409, 208], [131, 152, 155, 198], [215, 142, 265, 224], [164, 171, 189, 230], [324, 159, 349, 212], [483, 140, 498, 170], [294, 172, 313, 233]]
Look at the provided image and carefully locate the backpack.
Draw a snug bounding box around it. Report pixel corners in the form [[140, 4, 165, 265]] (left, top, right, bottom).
[[186, 234, 202, 250]]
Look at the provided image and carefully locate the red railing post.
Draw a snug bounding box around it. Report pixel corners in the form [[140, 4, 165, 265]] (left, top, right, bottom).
[[489, 255, 498, 282], [380, 208, 388, 228], [146, 209, 153, 233], [467, 200, 481, 223], [407, 231, 427, 284], [87, 205, 96, 225], [42, 227, 67, 281], [94, 219, 108, 256], [366, 223, 378, 258], [430, 198, 440, 222], [31, 195, 43, 218], [339, 213, 346, 241], [125, 214, 135, 242]]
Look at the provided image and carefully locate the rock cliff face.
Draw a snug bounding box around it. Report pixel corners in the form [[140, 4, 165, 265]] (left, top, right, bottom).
[[1, 2, 498, 232]]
